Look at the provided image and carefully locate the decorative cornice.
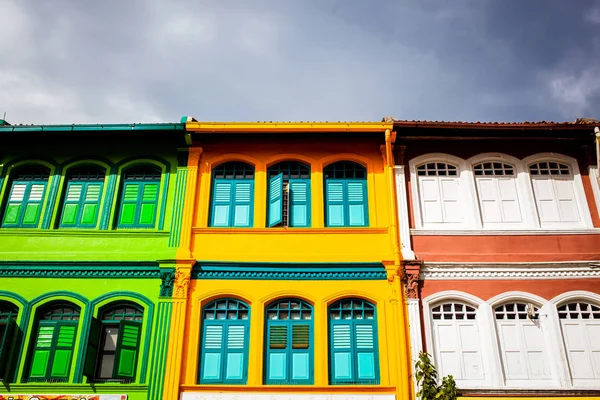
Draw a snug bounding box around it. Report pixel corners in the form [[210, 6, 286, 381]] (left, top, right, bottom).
[[192, 262, 387, 280], [174, 268, 191, 298], [0, 263, 161, 279], [159, 268, 176, 297], [411, 229, 600, 236], [421, 262, 600, 280]]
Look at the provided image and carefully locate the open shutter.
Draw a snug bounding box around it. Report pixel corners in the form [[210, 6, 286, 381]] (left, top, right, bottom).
[[50, 323, 77, 379], [289, 180, 310, 227], [224, 324, 247, 382], [200, 324, 224, 382], [139, 183, 159, 225], [291, 324, 311, 382], [232, 182, 253, 227], [0, 318, 17, 378], [119, 183, 141, 226], [330, 322, 353, 382], [267, 324, 288, 381], [83, 318, 101, 379], [347, 181, 367, 226], [326, 181, 345, 227], [211, 181, 233, 227], [114, 320, 141, 380], [29, 323, 56, 378], [355, 324, 377, 381], [268, 173, 284, 227], [80, 183, 103, 226]]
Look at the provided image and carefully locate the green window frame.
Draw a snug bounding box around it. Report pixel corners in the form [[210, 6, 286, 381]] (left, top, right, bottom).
[[267, 162, 311, 227], [117, 166, 161, 228], [84, 303, 143, 382], [324, 161, 369, 227], [28, 303, 80, 382], [59, 166, 106, 228], [199, 299, 250, 384], [329, 298, 379, 385], [265, 299, 313, 384], [0, 301, 19, 380], [210, 162, 255, 227], [1, 166, 50, 228]]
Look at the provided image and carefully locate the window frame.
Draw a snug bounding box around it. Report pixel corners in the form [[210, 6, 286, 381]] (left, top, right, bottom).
[[267, 161, 312, 228], [58, 165, 107, 229], [323, 161, 369, 228], [116, 165, 163, 229], [209, 162, 255, 228], [1, 165, 51, 228]]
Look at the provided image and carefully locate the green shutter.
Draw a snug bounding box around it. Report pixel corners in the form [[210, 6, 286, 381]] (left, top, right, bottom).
[[268, 173, 284, 227], [139, 183, 159, 225], [114, 320, 141, 379], [60, 182, 103, 228], [119, 183, 139, 225], [118, 181, 159, 228], [60, 184, 82, 225], [2, 181, 46, 228], [50, 324, 77, 378], [269, 325, 287, 349], [289, 180, 310, 227], [0, 318, 17, 378], [83, 318, 101, 379], [29, 324, 55, 378]]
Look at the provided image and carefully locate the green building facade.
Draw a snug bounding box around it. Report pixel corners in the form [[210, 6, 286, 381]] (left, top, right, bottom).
[[0, 123, 189, 400]]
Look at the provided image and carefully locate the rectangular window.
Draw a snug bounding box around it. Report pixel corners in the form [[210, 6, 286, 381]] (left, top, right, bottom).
[[59, 182, 103, 228], [29, 321, 77, 382], [2, 182, 47, 228], [211, 180, 254, 228], [118, 182, 159, 228], [325, 180, 368, 227]]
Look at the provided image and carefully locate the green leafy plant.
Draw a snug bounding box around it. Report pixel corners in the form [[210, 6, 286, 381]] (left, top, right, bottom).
[[415, 351, 458, 400]]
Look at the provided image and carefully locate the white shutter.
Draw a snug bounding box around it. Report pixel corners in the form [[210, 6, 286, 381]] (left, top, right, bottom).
[[476, 178, 502, 223], [554, 178, 580, 222], [433, 321, 462, 378], [419, 177, 443, 223], [531, 177, 561, 222], [440, 178, 462, 222], [497, 178, 522, 222], [458, 322, 484, 379]]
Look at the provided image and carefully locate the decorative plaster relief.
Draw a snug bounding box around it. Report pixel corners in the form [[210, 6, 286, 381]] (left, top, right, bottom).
[[181, 395, 395, 400]]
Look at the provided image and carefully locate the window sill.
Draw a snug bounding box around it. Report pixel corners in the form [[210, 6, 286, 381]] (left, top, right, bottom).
[[181, 384, 396, 392], [0, 229, 169, 237], [6, 383, 148, 392], [193, 227, 387, 234], [459, 388, 600, 396], [411, 228, 600, 236]]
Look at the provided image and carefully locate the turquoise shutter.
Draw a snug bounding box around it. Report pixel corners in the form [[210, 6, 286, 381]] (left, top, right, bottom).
[[0, 318, 17, 378], [200, 322, 248, 384], [223, 324, 247, 382], [325, 181, 345, 227], [200, 323, 225, 382], [114, 320, 141, 379], [354, 324, 377, 381], [2, 182, 46, 227], [267, 324, 288, 381], [290, 323, 311, 383], [268, 173, 284, 227], [266, 322, 312, 384], [232, 181, 253, 227], [29, 323, 56, 379], [211, 181, 233, 227], [347, 181, 368, 226], [49, 323, 77, 379], [289, 180, 310, 227], [330, 322, 353, 383], [83, 318, 101, 379]]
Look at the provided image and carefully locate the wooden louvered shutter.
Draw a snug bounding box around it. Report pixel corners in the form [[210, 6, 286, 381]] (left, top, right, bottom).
[[114, 320, 141, 379], [267, 324, 288, 381], [326, 181, 345, 227], [83, 318, 101, 379], [22, 183, 46, 226], [3, 182, 47, 227], [290, 324, 311, 382], [330, 322, 353, 382], [49, 323, 77, 379], [232, 181, 253, 227], [0, 318, 17, 378], [268, 173, 284, 227], [60, 183, 83, 225], [119, 183, 141, 226], [61, 182, 103, 227], [138, 183, 159, 225], [200, 324, 225, 382], [211, 181, 233, 227], [29, 323, 56, 378], [224, 324, 247, 382], [347, 181, 368, 226], [289, 180, 310, 227], [354, 324, 377, 381], [80, 183, 103, 226]]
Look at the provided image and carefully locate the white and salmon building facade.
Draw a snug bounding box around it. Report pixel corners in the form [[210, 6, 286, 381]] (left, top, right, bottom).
[[393, 119, 600, 397]]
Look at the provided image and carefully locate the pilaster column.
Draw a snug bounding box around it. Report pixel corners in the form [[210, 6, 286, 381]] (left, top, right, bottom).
[[403, 260, 423, 398]]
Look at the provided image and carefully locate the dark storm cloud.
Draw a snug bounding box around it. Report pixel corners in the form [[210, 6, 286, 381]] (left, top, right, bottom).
[[0, 0, 598, 124]]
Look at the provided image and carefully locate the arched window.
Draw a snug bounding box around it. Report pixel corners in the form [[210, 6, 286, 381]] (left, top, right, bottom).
[[328, 298, 379, 384], [430, 302, 484, 381], [473, 162, 522, 224], [59, 165, 106, 228], [2, 165, 50, 228], [529, 161, 580, 225], [210, 162, 254, 227], [199, 299, 250, 384], [416, 162, 461, 224], [265, 299, 313, 384], [323, 161, 368, 227], [267, 162, 311, 227], [117, 165, 162, 228], [84, 303, 144, 382], [557, 302, 600, 381], [28, 303, 80, 382], [0, 301, 19, 378], [493, 302, 551, 381]]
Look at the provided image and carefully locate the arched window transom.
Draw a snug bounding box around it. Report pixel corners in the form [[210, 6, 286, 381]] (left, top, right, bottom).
[[558, 302, 600, 320], [474, 162, 514, 176], [417, 162, 458, 176], [432, 303, 477, 320]]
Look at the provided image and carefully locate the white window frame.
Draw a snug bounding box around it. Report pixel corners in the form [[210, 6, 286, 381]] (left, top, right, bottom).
[[588, 166, 600, 219], [408, 153, 595, 231], [523, 153, 593, 229]]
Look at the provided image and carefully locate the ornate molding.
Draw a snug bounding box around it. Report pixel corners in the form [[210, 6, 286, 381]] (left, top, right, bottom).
[[159, 269, 176, 297], [403, 259, 422, 299], [0, 265, 161, 279], [174, 269, 191, 298], [422, 262, 600, 280], [193, 270, 387, 280]]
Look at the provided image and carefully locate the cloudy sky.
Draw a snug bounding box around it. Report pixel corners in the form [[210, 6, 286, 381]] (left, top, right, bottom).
[[1, 0, 599, 124]]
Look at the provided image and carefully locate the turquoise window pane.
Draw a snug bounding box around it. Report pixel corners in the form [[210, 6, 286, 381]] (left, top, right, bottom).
[[291, 205, 307, 226], [334, 352, 352, 380], [269, 353, 287, 380], [348, 204, 365, 226], [203, 353, 221, 380], [328, 205, 344, 226], [292, 353, 309, 380], [226, 353, 244, 380], [357, 352, 376, 379], [234, 205, 250, 226], [213, 205, 230, 226]]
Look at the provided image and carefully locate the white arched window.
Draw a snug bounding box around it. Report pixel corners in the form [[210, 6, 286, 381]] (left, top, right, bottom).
[[493, 302, 551, 382], [430, 302, 485, 382], [473, 162, 522, 225], [557, 302, 600, 383], [415, 162, 463, 225]]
